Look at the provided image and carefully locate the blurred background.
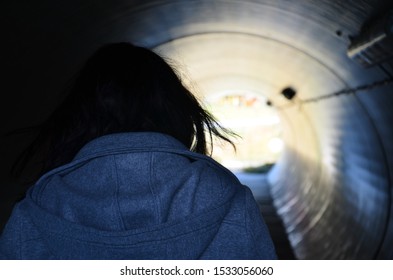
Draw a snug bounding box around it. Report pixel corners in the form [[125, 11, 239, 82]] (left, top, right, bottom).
[[1, 0, 393, 259]]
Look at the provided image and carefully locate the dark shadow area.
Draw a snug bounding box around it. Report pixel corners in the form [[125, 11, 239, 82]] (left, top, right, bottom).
[[236, 172, 296, 259]]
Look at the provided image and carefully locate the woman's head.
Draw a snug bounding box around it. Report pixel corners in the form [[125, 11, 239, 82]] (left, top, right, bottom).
[[14, 42, 234, 180]]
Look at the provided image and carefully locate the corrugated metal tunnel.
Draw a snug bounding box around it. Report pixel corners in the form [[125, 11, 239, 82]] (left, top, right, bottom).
[[1, 0, 393, 259]]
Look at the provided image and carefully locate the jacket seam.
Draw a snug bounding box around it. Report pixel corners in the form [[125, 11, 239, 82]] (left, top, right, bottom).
[[113, 155, 126, 230], [19, 204, 57, 258], [245, 190, 263, 259], [221, 220, 244, 227], [18, 206, 22, 259], [150, 152, 162, 224], [44, 220, 221, 248], [25, 194, 230, 238]]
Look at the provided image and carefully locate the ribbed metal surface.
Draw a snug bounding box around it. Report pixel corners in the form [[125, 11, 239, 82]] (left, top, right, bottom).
[[1, 0, 393, 258], [270, 95, 390, 258]]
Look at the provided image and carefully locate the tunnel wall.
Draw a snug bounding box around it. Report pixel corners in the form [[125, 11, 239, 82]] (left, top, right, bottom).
[[1, 0, 393, 259], [269, 90, 392, 259], [354, 83, 393, 259]]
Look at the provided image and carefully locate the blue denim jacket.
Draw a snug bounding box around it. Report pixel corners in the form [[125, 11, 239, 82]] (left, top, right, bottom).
[[0, 132, 276, 259]]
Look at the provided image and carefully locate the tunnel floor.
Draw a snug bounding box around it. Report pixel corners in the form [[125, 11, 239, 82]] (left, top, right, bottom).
[[235, 172, 296, 259]]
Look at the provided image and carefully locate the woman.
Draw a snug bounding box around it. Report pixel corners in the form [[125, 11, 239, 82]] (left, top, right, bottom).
[[0, 43, 276, 259]]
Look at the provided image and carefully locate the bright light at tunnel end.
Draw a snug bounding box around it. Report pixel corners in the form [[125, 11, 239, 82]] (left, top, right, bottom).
[[204, 90, 284, 172], [268, 137, 284, 153]]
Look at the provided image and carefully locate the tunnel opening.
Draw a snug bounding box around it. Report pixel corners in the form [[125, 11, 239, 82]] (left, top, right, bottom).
[[203, 90, 295, 259], [205, 90, 283, 173]]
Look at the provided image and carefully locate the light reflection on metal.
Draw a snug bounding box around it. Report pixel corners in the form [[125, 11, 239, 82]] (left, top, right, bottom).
[[347, 10, 393, 67]]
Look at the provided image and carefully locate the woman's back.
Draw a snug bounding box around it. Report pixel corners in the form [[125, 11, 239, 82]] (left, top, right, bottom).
[[0, 43, 276, 259], [1, 132, 276, 259]]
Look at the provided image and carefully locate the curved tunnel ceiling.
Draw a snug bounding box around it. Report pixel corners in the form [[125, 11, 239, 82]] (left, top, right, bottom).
[[1, 0, 393, 259]]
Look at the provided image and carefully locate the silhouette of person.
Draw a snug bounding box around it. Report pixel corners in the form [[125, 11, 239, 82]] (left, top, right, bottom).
[[0, 42, 276, 259]]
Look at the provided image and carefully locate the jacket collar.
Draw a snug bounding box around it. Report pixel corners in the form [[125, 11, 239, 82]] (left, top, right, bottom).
[[73, 132, 189, 160]]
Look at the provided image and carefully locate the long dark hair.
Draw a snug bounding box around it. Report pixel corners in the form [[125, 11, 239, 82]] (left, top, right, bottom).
[[12, 42, 235, 182]]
